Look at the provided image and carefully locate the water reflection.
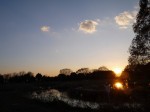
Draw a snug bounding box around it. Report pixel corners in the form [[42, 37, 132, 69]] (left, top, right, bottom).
[[32, 89, 99, 109], [31, 89, 142, 110]]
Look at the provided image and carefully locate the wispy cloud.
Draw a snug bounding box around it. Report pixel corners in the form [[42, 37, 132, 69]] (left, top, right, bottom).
[[115, 11, 137, 29], [41, 26, 50, 32], [40, 25, 60, 38], [79, 20, 98, 34]]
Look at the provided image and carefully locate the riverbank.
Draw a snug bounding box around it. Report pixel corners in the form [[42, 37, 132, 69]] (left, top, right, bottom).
[[0, 80, 150, 112]]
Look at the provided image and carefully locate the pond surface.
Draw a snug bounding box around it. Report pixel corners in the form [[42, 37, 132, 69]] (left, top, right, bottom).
[[31, 89, 142, 110], [31, 89, 99, 109]]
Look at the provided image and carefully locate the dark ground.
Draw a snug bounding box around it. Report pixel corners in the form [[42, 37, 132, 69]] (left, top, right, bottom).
[[0, 83, 57, 112], [0, 80, 150, 112], [0, 82, 101, 112]]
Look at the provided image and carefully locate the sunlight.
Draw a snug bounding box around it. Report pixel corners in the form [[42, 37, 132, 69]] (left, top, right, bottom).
[[113, 67, 122, 77], [114, 82, 123, 90]]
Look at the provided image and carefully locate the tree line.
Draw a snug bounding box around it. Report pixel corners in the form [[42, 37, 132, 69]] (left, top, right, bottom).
[[0, 66, 115, 84]]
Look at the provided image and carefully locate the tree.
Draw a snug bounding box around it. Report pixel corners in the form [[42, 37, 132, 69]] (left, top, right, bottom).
[[126, 0, 150, 84], [76, 68, 90, 74], [98, 66, 109, 71], [59, 68, 72, 75], [0, 75, 4, 85], [129, 0, 150, 68], [23, 72, 35, 83], [35, 73, 43, 82]]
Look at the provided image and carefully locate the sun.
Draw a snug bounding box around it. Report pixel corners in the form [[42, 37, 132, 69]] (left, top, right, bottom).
[[113, 67, 122, 77]]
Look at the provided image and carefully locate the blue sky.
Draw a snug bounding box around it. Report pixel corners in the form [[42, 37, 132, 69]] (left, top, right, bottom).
[[0, 0, 139, 76]]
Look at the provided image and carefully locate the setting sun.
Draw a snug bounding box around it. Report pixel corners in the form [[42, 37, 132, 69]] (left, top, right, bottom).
[[113, 67, 122, 77]]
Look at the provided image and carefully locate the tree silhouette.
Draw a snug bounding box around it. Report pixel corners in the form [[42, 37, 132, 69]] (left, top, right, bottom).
[[125, 0, 150, 84], [22, 72, 35, 83], [129, 0, 150, 68], [98, 66, 109, 71], [60, 68, 72, 75], [91, 70, 115, 81], [76, 68, 90, 74], [35, 73, 43, 82], [0, 75, 4, 85], [57, 73, 68, 81], [8, 71, 35, 83]]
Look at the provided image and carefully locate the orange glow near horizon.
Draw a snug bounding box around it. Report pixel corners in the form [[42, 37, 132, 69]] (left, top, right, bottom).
[[113, 67, 122, 77], [114, 82, 123, 90]]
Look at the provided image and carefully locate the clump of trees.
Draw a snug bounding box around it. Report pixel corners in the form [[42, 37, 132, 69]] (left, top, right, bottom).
[[57, 66, 115, 82], [0, 72, 51, 84], [0, 75, 4, 85], [123, 0, 150, 84], [129, 0, 150, 67], [9, 71, 35, 83], [0, 66, 116, 84]]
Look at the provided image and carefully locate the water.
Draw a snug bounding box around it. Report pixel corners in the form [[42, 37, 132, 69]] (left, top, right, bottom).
[[31, 89, 142, 110], [31, 89, 99, 109]]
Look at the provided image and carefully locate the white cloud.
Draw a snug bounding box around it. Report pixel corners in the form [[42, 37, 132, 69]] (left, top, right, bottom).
[[115, 11, 137, 29], [79, 20, 98, 33], [40, 26, 59, 37], [41, 26, 50, 32]]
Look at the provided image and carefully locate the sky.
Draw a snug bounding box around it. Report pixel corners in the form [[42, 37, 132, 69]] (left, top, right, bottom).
[[0, 0, 140, 76]]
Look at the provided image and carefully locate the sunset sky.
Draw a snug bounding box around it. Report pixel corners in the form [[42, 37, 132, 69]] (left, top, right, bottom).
[[0, 0, 139, 76]]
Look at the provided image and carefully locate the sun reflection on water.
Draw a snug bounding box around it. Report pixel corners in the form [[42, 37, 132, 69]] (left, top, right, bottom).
[[114, 82, 124, 90]]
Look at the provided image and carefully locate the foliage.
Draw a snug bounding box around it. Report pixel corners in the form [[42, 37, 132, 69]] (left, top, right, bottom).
[[0, 67, 115, 83], [76, 68, 90, 74], [98, 66, 109, 71], [129, 0, 150, 67], [60, 68, 73, 75], [35, 73, 43, 82]]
